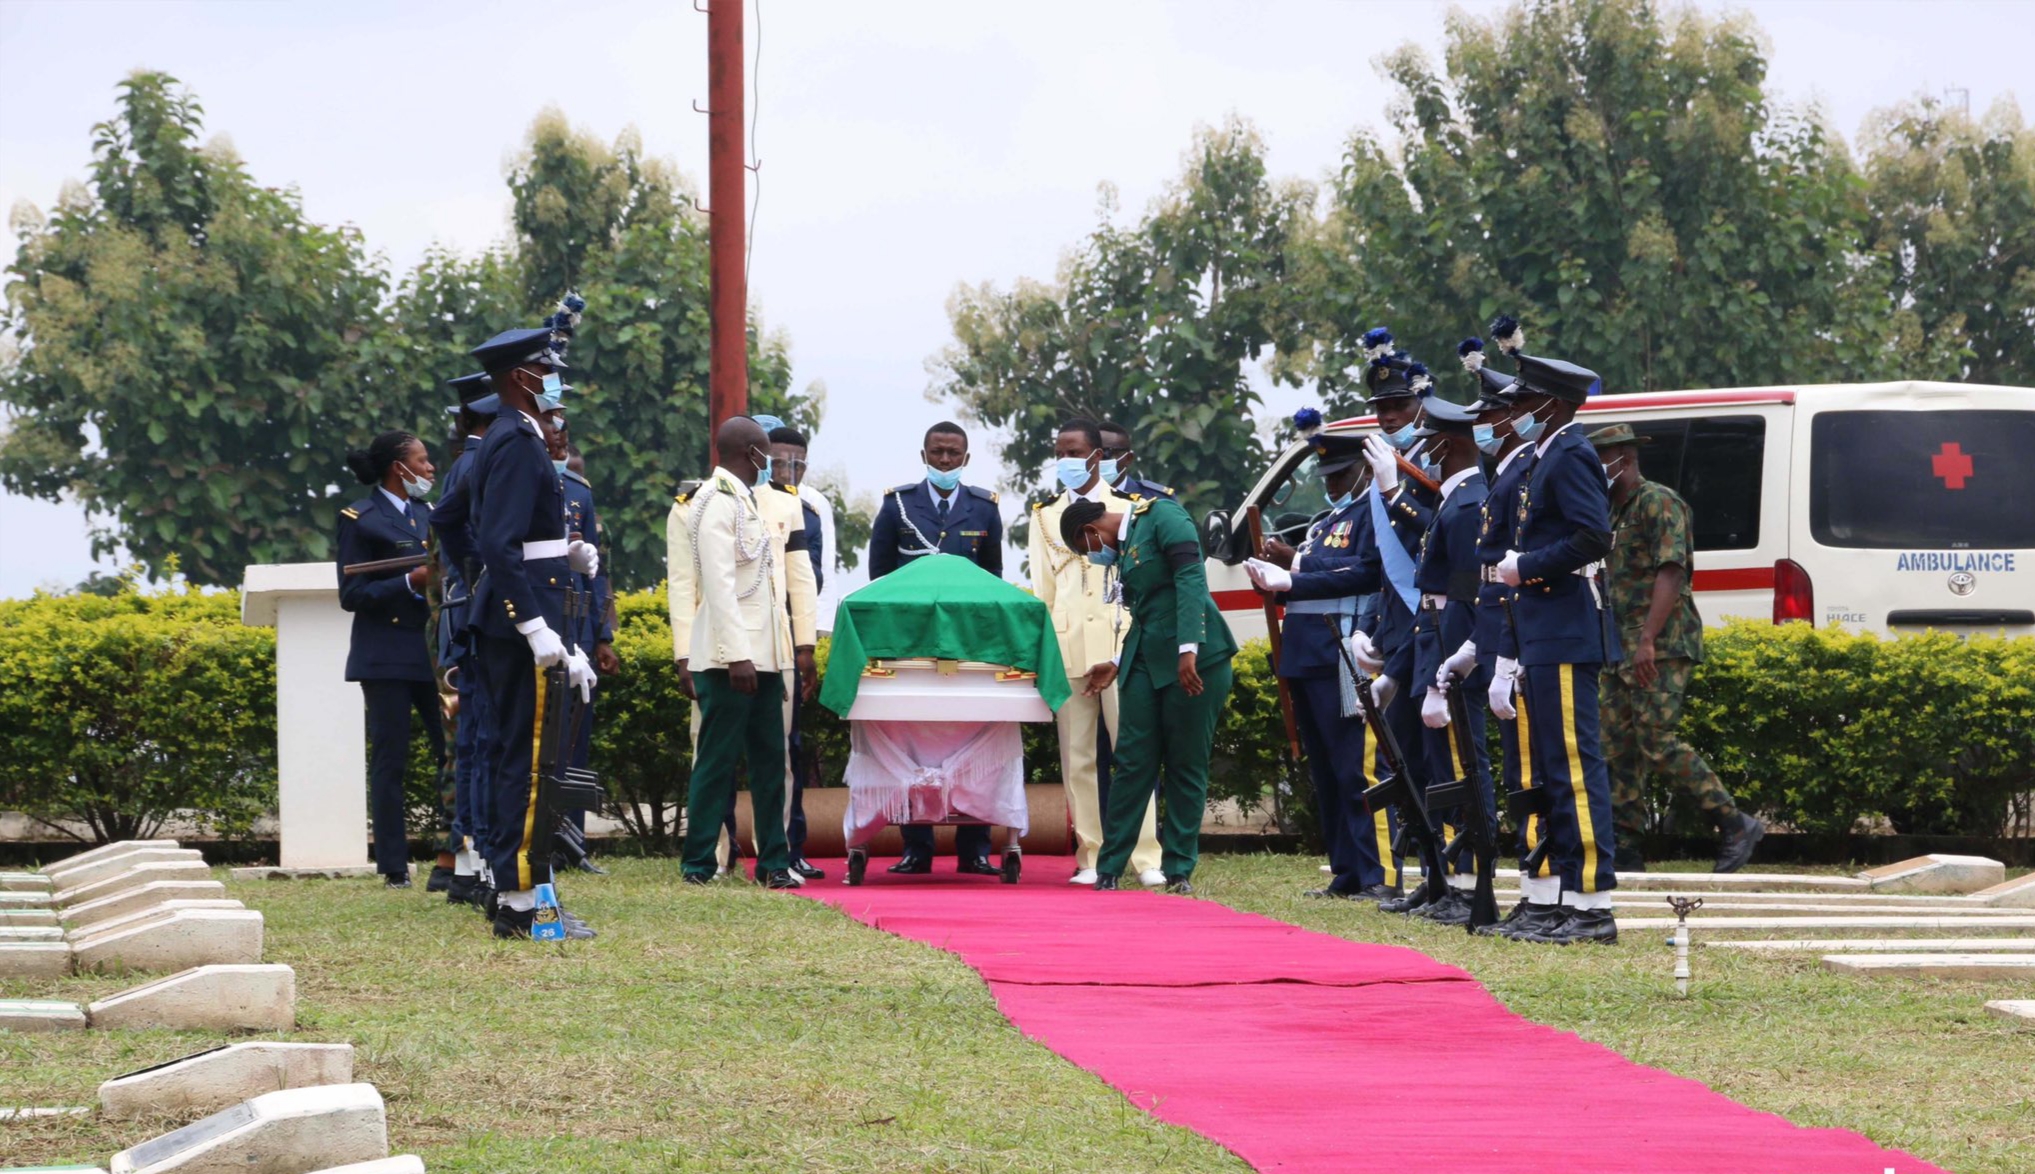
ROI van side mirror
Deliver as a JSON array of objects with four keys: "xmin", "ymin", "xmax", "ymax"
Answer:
[{"xmin": 1201, "ymin": 509, "xmax": 1243, "ymax": 564}]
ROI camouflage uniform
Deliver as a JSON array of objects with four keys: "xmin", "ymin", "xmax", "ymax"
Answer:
[{"xmin": 1600, "ymin": 478, "xmax": 1738, "ymax": 843}]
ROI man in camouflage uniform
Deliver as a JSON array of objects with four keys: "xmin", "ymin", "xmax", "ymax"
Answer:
[{"xmin": 1591, "ymin": 424, "xmax": 1763, "ymax": 873}]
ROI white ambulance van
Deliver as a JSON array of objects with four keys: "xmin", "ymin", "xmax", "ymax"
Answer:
[{"xmin": 1199, "ymin": 380, "xmax": 2033, "ymax": 641}]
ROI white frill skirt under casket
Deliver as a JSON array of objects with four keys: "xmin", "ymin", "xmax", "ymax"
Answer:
[{"xmin": 841, "ymin": 720, "xmax": 1028, "ymax": 847}]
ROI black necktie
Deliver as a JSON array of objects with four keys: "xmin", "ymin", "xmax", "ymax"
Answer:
[{"xmin": 937, "ymin": 496, "xmax": 950, "ymax": 525}]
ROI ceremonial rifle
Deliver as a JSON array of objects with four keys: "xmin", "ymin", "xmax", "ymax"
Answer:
[
  {"xmin": 341, "ymin": 553, "xmax": 430, "ymax": 577},
  {"xmin": 1243, "ymin": 503, "xmax": 1303, "ymax": 763},
  {"xmin": 535, "ymin": 587, "xmax": 608, "ymax": 882},
  {"xmin": 1497, "ymin": 593, "xmax": 1554, "ymax": 880},
  {"xmin": 1431, "ymin": 680, "xmax": 1500, "ymax": 930},
  {"xmin": 1325, "ymin": 616, "xmax": 1447, "ymax": 903}
]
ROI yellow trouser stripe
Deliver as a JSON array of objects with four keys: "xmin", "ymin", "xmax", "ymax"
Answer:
[
  {"xmin": 1361, "ymin": 728, "xmax": 1397, "ymax": 886},
  {"xmin": 1560, "ymin": 666, "xmax": 1599, "ymax": 894},
  {"xmin": 1518, "ymin": 689, "xmax": 1545, "ymax": 876},
  {"xmin": 518, "ymin": 663, "xmax": 546, "ymax": 891}
]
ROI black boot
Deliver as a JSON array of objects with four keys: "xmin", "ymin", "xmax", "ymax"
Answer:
[
  {"xmin": 1542, "ymin": 906, "xmax": 1618, "ymax": 945},
  {"xmin": 1714, "ymin": 812, "xmax": 1765, "ymax": 873},
  {"xmin": 1379, "ymin": 883, "xmax": 1438, "ymax": 915},
  {"xmin": 445, "ymin": 873, "xmax": 486, "ymax": 908},
  {"xmin": 492, "ymin": 905, "xmax": 533, "ymax": 939},
  {"xmin": 887, "ymin": 853, "xmax": 931, "ymax": 875},
  {"xmin": 956, "ymin": 855, "xmax": 1000, "ymax": 877},
  {"xmin": 426, "ymin": 864, "xmax": 454, "ymax": 893},
  {"xmin": 1417, "ymin": 889, "xmax": 1474, "ymax": 927},
  {"xmin": 1474, "ymin": 898, "xmax": 1532, "ymax": 937},
  {"xmin": 1093, "ymin": 874, "xmax": 1120, "ymax": 891},
  {"xmin": 1350, "ymin": 884, "xmax": 1401, "ymax": 903},
  {"xmin": 1496, "ymin": 903, "xmax": 1567, "ymax": 942},
  {"xmin": 760, "ymin": 868, "xmax": 800, "ymax": 890},
  {"xmin": 792, "ymin": 858, "xmax": 826, "ymax": 880}
]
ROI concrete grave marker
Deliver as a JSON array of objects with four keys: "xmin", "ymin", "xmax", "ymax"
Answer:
[
  {"xmin": 3, "ymin": 871, "xmax": 54, "ymax": 892},
  {"xmin": 0, "ymin": 942, "xmax": 72, "ymax": 979},
  {"xmin": 65, "ymin": 900, "xmax": 249, "ymax": 943},
  {"xmin": 72, "ymin": 909, "xmax": 264, "ymax": 974},
  {"xmin": 1859, "ymin": 854, "xmax": 2006, "ymax": 895},
  {"xmin": 1821, "ymin": 953, "xmax": 2035, "ymax": 979},
  {"xmin": 100, "ymin": 1042, "xmax": 355, "ymax": 1119},
  {"xmin": 1974, "ymin": 872, "xmax": 2035, "ymax": 908},
  {"xmin": 48, "ymin": 849, "xmax": 204, "ymax": 894},
  {"xmin": 1983, "ymin": 999, "xmax": 2035, "ymax": 1024},
  {"xmin": 0, "ymin": 999, "xmax": 87, "ymax": 1032},
  {"xmin": 1708, "ymin": 937, "xmax": 2035, "ymax": 953},
  {"xmin": 38, "ymin": 838, "xmax": 180, "ymax": 874},
  {"xmin": 55, "ymin": 861, "xmax": 215, "ymax": 909},
  {"xmin": 0, "ymin": 925, "xmax": 66, "ymax": 941},
  {"xmin": 1617, "ymin": 914, "xmax": 2035, "ymax": 932},
  {"xmin": 108, "ymin": 1083, "xmax": 387, "ymax": 1174},
  {"xmin": 2, "ymin": 890, "xmax": 55, "ymax": 907},
  {"xmin": 61, "ymin": 881, "xmax": 231, "ymax": 930},
  {"xmin": 1, "ymin": 907, "xmax": 61, "ymax": 926},
  {"xmin": 87, "ymin": 964, "xmax": 295, "ymax": 1032}
]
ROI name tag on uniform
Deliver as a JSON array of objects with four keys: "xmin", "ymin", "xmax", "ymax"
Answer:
[{"xmin": 959, "ymin": 530, "xmax": 987, "ymax": 537}]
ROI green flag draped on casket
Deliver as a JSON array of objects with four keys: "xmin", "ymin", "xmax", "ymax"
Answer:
[{"xmin": 820, "ymin": 555, "xmax": 1071, "ymax": 717}]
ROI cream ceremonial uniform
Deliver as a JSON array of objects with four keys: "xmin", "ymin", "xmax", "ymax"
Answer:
[
  {"xmin": 669, "ymin": 476, "xmax": 818, "ymax": 868},
  {"xmin": 1031, "ymin": 487, "xmax": 1162, "ymax": 875}
]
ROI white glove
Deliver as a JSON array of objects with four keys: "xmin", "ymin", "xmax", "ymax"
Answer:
[
  {"xmin": 1245, "ymin": 557, "xmax": 1293, "ymax": 593},
  {"xmin": 519, "ymin": 620, "xmax": 566, "ymax": 667},
  {"xmin": 568, "ymin": 539, "xmax": 600, "ymax": 578},
  {"xmin": 1350, "ymin": 630, "xmax": 1384, "ymax": 674},
  {"xmin": 1497, "ymin": 549, "xmax": 1523, "ymax": 587},
  {"xmin": 564, "ymin": 648, "xmax": 597, "ymax": 704},
  {"xmin": 1363, "ymin": 434, "xmax": 1400, "ymax": 495},
  {"xmin": 1421, "ymin": 687, "xmax": 1451, "ymax": 729},
  {"xmin": 1438, "ymin": 640, "xmax": 1478, "ymax": 689},
  {"xmin": 1488, "ymin": 657, "xmax": 1519, "ymax": 720},
  {"xmin": 1370, "ymin": 674, "xmax": 1399, "ymax": 711}
]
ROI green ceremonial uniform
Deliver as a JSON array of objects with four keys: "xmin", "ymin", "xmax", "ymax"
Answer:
[
  {"xmin": 1600, "ymin": 478, "xmax": 1738, "ymax": 843},
  {"xmin": 1098, "ymin": 497, "xmax": 1238, "ymax": 882}
]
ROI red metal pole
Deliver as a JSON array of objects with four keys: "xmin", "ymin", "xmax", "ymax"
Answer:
[{"xmin": 707, "ymin": 0, "xmax": 747, "ymax": 431}]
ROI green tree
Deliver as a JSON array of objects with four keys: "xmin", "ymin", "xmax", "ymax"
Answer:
[
  {"xmin": 932, "ymin": 118, "xmax": 1310, "ymax": 521},
  {"xmin": 1, "ymin": 71, "xmax": 394, "ymax": 585},
  {"xmin": 1296, "ymin": 0, "xmax": 1904, "ymax": 413},
  {"xmin": 1860, "ymin": 95, "xmax": 2035, "ymax": 385}
]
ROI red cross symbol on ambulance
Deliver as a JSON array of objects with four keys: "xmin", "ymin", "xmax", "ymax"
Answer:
[{"xmin": 1930, "ymin": 442, "xmax": 1974, "ymax": 490}]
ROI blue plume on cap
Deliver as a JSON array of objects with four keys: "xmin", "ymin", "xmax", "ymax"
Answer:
[
  {"xmin": 1292, "ymin": 406, "xmax": 1323, "ymax": 437},
  {"xmin": 563, "ymin": 292, "xmax": 586, "ymax": 315},
  {"xmin": 1361, "ymin": 327, "xmax": 1396, "ymax": 362},
  {"xmin": 1587, "ymin": 378, "xmax": 1603, "ymax": 397},
  {"xmin": 1457, "ymin": 337, "xmax": 1484, "ymax": 357},
  {"xmin": 1488, "ymin": 314, "xmax": 1523, "ymax": 355}
]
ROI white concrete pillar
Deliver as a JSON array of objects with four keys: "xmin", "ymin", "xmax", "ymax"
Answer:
[{"xmin": 242, "ymin": 563, "xmax": 368, "ymax": 872}]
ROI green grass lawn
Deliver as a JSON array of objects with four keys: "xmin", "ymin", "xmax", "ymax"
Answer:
[{"xmin": 3, "ymin": 855, "xmax": 2030, "ymax": 1173}]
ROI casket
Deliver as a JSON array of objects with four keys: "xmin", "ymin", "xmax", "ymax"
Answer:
[{"xmin": 843, "ymin": 659, "xmax": 1055, "ymax": 723}]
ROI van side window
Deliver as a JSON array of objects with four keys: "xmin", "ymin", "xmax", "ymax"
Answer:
[{"xmin": 1630, "ymin": 415, "xmax": 1764, "ymax": 551}]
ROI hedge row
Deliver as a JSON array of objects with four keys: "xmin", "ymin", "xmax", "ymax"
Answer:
[{"xmin": 3, "ymin": 585, "xmax": 2030, "ymax": 847}]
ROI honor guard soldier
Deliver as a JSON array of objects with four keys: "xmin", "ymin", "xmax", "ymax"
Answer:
[
  {"xmin": 435, "ymin": 373, "xmax": 496, "ymax": 906},
  {"xmin": 1244, "ymin": 414, "xmax": 1398, "ymax": 900},
  {"xmin": 1347, "ymin": 335, "xmax": 1443, "ymax": 914},
  {"xmin": 1410, "ymin": 396, "xmax": 1494, "ymax": 926},
  {"xmin": 542, "ymin": 403, "xmax": 615, "ymax": 872},
  {"xmin": 1098, "ymin": 419, "xmax": 1175, "ymax": 501},
  {"xmin": 765, "ymin": 423, "xmax": 827, "ymax": 879},
  {"xmin": 1059, "ymin": 495, "xmax": 1236, "ymax": 893},
  {"xmin": 676, "ymin": 417, "xmax": 800, "ymax": 889},
  {"xmin": 461, "ymin": 325, "xmax": 599, "ymax": 939},
  {"xmin": 1030, "ymin": 417, "xmax": 1166, "ymax": 888},
  {"xmin": 1590, "ymin": 424, "xmax": 1763, "ymax": 873},
  {"xmin": 867, "ymin": 420, "xmax": 1004, "ymax": 875},
  {"xmin": 337, "ymin": 431, "xmax": 443, "ymax": 889},
  {"xmin": 1492, "ymin": 351, "xmax": 1622, "ymax": 944}
]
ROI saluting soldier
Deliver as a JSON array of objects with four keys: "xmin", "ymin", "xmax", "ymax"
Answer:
[
  {"xmin": 1590, "ymin": 424, "xmax": 1763, "ymax": 874},
  {"xmin": 459, "ymin": 326, "xmax": 599, "ymax": 939},
  {"xmin": 1244, "ymin": 420, "xmax": 1398, "ymax": 900},
  {"xmin": 1410, "ymin": 396, "xmax": 1494, "ymax": 926},
  {"xmin": 1059, "ymin": 494, "xmax": 1237, "ymax": 894},
  {"xmin": 434, "ymin": 372, "xmax": 496, "ymax": 907},
  {"xmin": 866, "ymin": 420, "xmax": 1004, "ymax": 875},
  {"xmin": 1029, "ymin": 417, "xmax": 1165, "ymax": 888},
  {"xmin": 337, "ymin": 431, "xmax": 442, "ymax": 889},
  {"xmin": 1492, "ymin": 352, "xmax": 1622, "ymax": 944}
]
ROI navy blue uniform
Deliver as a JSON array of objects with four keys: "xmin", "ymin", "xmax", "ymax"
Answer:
[
  {"xmin": 1478, "ymin": 445, "xmax": 1535, "ymax": 863},
  {"xmin": 463, "ymin": 404, "xmax": 573, "ymax": 893},
  {"xmin": 1114, "ymin": 474, "xmax": 1175, "ymax": 502},
  {"xmin": 435, "ymin": 439, "xmax": 490, "ymax": 852},
  {"xmin": 1511, "ymin": 424, "xmax": 1622, "ymax": 898},
  {"xmin": 337, "ymin": 491, "xmax": 444, "ymax": 879},
  {"xmin": 789, "ymin": 494, "xmax": 825, "ymax": 860},
  {"xmin": 1413, "ymin": 471, "xmax": 1493, "ymax": 872},
  {"xmin": 868, "ymin": 478, "xmax": 1003, "ymax": 861},
  {"xmin": 559, "ymin": 468, "xmax": 611, "ymax": 836},
  {"xmin": 1275, "ymin": 497, "xmax": 1396, "ymax": 891},
  {"xmin": 1365, "ymin": 480, "xmax": 1438, "ymax": 823}
]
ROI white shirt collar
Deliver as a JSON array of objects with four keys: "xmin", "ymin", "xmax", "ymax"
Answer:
[
  {"xmin": 926, "ymin": 480, "xmax": 959, "ymax": 505},
  {"xmin": 1117, "ymin": 508, "xmax": 1133, "ymax": 542},
  {"xmin": 1535, "ymin": 419, "xmax": 1578, "ymax": 458},
  {"xmin": 378, "ymin": 486, "xmax": 408, "ymax": 513},
  {"xmin": 1439, "ymin": 466, "xmax": 1479, "ymax": 501},
  {"xmin": 1495, "ymin": 443, "xmax": 1531, "ymax": 475},
  {"xmin": 1071, "ymin": 479, "xmax": 1112, "ymax": 504}
]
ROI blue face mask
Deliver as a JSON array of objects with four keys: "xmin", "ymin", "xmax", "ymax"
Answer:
[
  {"xmin": 1054, "ymin": 456, "xmax": 1093, "ymax": 492},
  {"xmin": 1513, "ymin": 409, "xmax": 1545, "ymax": 444},
  {"xmin": 1097, "ymin": 458, "xmax": 1121, "ymax": 486},
  {"xmin": 1474, "ymin": 424, "xmax": 1501, "ymax": 455},
  {"xmin": 1382, "ymin": 422, "xmax": 1418, "ymax": 451},
  {"xmin": 552, "ymin": 459, "xmax": 568, "ymax": 475},
  {"xmin": 752, "ymin": 447, "xmax": 772, "ymax": 490},
  {"xmin": 1085, "ymin": 544, "xmax": 1118, "ymax": 568},
  {"xmin": 1328, "ymin": 491, "xmax": 1355, "ymax": 513},
  {"xmin": 925, "ymin": 464, "xmax": 964, "ymax": 492}
]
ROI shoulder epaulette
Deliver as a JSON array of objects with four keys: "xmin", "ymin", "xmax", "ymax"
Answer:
[
  {"xmin": 674, "ymin": 492, "xmax": 691, "ymax": 505},
  {"xmin": 339, "ymin": 507, "xmax": 360, "ymax": 520},
  {"xmin": 1156, "ymin": 484, "xmax": 1175, "ymax": 496},
  {"xmin": 1132, "ymin": 499, "xmax": 1154, "ymax": 515},
  {"xmin": 776, "ymin": 483, "xmax": 800, "ymax": 496},
  {"xmin": 966, "ymin": 484, "xmax": 998, "ymax": 504},
  {"xmin": 887, "ymin": 483, "xmax": 915, "ymax": 496}
]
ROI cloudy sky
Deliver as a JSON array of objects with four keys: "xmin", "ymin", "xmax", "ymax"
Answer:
[{"xmin": 0, "ymin": 0, "xmax": 2022, "ymax": 597}]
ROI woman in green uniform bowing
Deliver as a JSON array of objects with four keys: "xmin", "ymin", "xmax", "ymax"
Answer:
[{"xmin": 1060, "ymin": 497, "xmax": 1237, "ymax": 893}]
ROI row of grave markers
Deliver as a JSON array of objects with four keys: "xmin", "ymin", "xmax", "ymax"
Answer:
[{"xmin": 2, "ymin": 839, "xmax": 425, "ymax": 1174}]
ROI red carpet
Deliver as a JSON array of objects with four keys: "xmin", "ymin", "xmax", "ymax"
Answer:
[{"xmin": 797, "ymin": 861, "xmax": 1949, "ymax": 1174}]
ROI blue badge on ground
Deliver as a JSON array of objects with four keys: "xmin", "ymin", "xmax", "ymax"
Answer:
[{"xmin": 531, "ymin": 883, "xmax": 565, "ymax": 941}]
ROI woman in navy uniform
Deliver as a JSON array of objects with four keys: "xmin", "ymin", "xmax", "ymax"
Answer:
[{"xmin": 337, "ymin": 431, "xmax": 444, "ymax": 889}]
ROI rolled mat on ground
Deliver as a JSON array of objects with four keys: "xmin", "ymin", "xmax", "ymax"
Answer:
[{"xmin": 796, "ymin": 866, "xmax": 1948, "ymax": 1174}]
